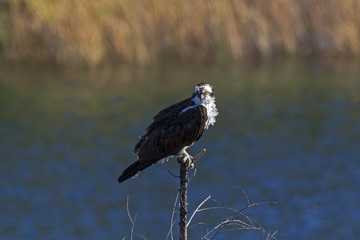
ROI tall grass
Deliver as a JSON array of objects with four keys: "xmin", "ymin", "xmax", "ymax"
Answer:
[{"xmin": 3, "ymin": 0, "xmax": 360, "ymax": 65}]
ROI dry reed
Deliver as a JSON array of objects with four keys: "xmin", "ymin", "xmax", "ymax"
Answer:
[{"xmin": 2, "ymin": 0, "xmax": 360, "ymax": 65}]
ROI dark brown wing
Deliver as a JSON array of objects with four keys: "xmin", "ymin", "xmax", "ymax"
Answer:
[
  {"xmin": 135, "ymin": 104, "xmax": 208, "ymax": 165},
  {"xmin": 146, "ymin": 98, "xmax": 194, "ymax": 133},
  {"xmin": 134, "ymin": 98, "xmax": 194, "ymax": 153}
]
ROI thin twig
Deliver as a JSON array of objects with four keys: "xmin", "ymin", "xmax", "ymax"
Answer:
[
  {"xmin": 121, "ymin": 234, "xmax": 148, "ymax": 240},
  {"xmin": 192, "ymin": 148, "xmax": 207, "ymax": 163},
  {"xmin": 126, "ymin": 195, "xmax": 134, "ymax": 225},
  {"xmin": 123, "ymin": 196, "xmax": 148, "ymax": 240},
  {"xmin": 167, "ymin": 191, "xmax": 180, "ymax": 240},
  {"xmin": 199, "ymin": 190, "xmax": 287, "ymax": 239},
  {"xmin": 242, "ymin": 190, "xmax": 250, "ymax": 206},
  {"xmin": 203, "ymin": 218, "xmax": 264, "ymax": 240},
  {"xmin": 200, "ymin": 198, "xmax": 278, "ymax": 240},
  {"xmin": 266, "ymin": 230, "xmax": 278, "ymax": 240},
  {"xmin": 131, "ymin": 215, "xmax": 137, "ymax": 240},
  {"xmin": 126, "ymin": 195, "xmax": 137, "ymax": 240},
  {"xmin": 187, "ymin": 195, "xmax": 211, "ymax": 227},
  {"xmin": 167, "ymin": 169, "xmax": 180, "ymax": 178}
]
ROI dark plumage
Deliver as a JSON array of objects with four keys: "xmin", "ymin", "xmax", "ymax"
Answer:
[{"xmin": 118, "ymin": 83, "xmax": 218, "ymax": 183}]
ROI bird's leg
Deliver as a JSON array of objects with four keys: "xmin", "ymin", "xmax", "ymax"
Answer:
[{"xmin": 181, "ymin": 151, "xmax": 194, "ymax": 169}]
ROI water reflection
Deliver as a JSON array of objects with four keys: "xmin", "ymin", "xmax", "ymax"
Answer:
[{"xmin": 0, "ymin": 60, "xmax": 359, "ymax": 239}]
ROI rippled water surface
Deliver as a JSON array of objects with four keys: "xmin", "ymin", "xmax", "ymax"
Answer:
[{"xmin": 1, "ymin": 61, "xmax": 360, "ymax": 239}]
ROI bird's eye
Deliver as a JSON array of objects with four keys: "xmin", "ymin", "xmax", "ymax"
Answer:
[{"xmin": 204, "ymin": 91, "xmax": 209, "ymax": 95}]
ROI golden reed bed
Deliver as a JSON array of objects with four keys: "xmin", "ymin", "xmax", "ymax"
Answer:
[{"xmin": 2, "ymin": 0, "xmax": 360, "ymax": 65}]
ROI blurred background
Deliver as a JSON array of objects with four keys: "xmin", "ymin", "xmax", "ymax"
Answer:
[{"xmin": 1, "ymin": 0, "xmax": 360, "ymax": 239}]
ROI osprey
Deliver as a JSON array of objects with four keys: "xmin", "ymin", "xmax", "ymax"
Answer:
[{"xmin": 118, "ymin": 83, "xmax": 218, "ymax": 183}]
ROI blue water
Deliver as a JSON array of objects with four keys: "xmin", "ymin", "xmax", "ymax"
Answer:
[{"xmin": 0, "ymin": 61, "xmax": 359, "ymax": 239}]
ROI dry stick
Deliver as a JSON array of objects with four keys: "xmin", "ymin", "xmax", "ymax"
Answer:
[
  {"xmin": 178, "ymin": 156, "xmax": 188, "ymax": 240},
  {"xmin": 167, "ymin": 191, "xmax": 180, "ymax": 240},
  {"xmin": 126, "ymin": 195, "xmax": 136, "ymax": 240},
  {"xmin": 187, "ymin": 195, "xmax": 211, "ymax": 228},
  {"xmin": 177, "ymin": 149, "xmax": 206, "ymax": 240}
]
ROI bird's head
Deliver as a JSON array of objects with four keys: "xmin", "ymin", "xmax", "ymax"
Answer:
[{"xmin": 192, "ymin": 83, "xmax": 215, "ymax": 104}]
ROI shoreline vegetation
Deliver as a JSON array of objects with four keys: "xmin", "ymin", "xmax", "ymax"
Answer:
[{"xmin": 1, "ymin": 0, "xmax": 360, "ymax": 66}]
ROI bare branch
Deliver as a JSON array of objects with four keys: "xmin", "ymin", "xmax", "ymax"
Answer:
[
  {"xmin": 121, "ymin": 234, "xmax": 148, "ymax": 240},
  {"xmin": 187, "ymin": 195, "xmax": 211, "ymax": 227},
  {"xmin": 167, "ymin": 191, "xmax": 179, "ymax": 240},
  {"xmin": 192, "ymin": 148, "xmax": 207, "ymax": 163},
  {"xmin": 130, "ymin": 214, "xmax": 137, "ymax": 240},
  {"xmin": 178, "ymin": 155, "xmax": 189, "ymax": 240},
  {"xmin": 202, "ymin": 217, "xmax": 265, "ymax": 240},
  {"xmin": 126, "ymin": 195, "xmax": 134, "ymax": 225},
  {"xmin": 266, "ymin": 230, "xmax": 278, "ymax": 240},
  {"xmin": 198, "ymin": 191, "xmax": 281, "ymax": 240},
  {"xmin": 124, "ymin": 196, "xmax": 147, "ymax": 240},
  {"xmin": 126, "ymin": 195, "xmax": 137, "ymax": 240},
  {"xmin": 167, "ymin": 169, "xmax": 180, "ymax": 178},
  {"xmin": 178, "ymin": 148, "xmax": 207, "ymax": 240},
  {"xmin": 242, "ymin": 190, "xmax": 250, "ymax": 206}
]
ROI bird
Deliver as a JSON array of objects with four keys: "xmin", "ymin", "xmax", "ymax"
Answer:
[{"xmin": 118, "ymin": 83, "xmax": 218, "ymax": 183}]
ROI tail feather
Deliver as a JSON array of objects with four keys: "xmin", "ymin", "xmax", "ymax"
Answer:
[{"xmin": 118, "ymin": 160, "xmax": 153, "ymax": 183}]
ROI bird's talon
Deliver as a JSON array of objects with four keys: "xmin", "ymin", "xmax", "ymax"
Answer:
[
  {"xmin": 189, "ymin": 161, "xmax": 194, "ymax": 169},
  {"xmin": 185, "ymin": 156, "xmax": 194, "ymax": 169}
]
